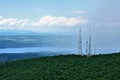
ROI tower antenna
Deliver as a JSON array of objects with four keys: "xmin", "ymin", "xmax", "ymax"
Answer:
[
  {"xmin": 94, "ymin": 45, "xmax": 96, "ymax": 55},
  {"xmin": 79, "ymin": 26, "xmax": 82, "ymax": 55},
  {"xmin": 86, "ymin": 41, "xmax": 88, "ymax": 55},
  {"xmin": 88, "ymin": 27, "xmax": 91, "ymax": 56}
]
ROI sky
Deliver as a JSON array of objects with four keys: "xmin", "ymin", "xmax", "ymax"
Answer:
[
  {"xmin": 0, "ymin": 0, "xmax": 120, "ymax": 38},
  {"xmin": 91, "ymin": 0, "xmax": 120, "ymax": 51},
  {"xmin": 0, "ymin": 0, "xmax": 101, "ymax": 33},
  {"xmin": 0, "ymin": 0, "xmax": 120, "ymax": 53}
]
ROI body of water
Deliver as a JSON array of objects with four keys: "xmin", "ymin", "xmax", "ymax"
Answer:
[
  {"xmin": 0, "ymin": 35, "xmax": 119, "ymax": 54},
  {"xmin": 0, "ymin": 47, "xmax": 119, "ymax": 54},
  {"xmin": 0, "ymin": 47, "xmax": 78, "ymax": 54}
]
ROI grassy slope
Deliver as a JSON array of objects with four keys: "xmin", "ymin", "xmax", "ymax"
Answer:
[{"xmin": 0, "ymin": 53, "xmax": 120, "ymax": 80}]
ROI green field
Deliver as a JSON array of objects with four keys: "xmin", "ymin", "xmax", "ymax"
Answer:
[{"xmin": 0, "ymin": 53, "xmax": 120, "ymax": 80}]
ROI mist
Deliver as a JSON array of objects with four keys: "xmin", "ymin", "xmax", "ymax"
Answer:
[{"xmin": 90, "ymin": 0, "xmax": 120, "ymax": 53}]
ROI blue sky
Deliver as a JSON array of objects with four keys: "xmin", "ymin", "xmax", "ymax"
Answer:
[
  {"xmin": 0, "ymin": 0, "xmax": 102, "ymax": 33},
  {"xmin": 0, "ymin": 0, "xmax": 120, "ymax": 53},
  {"xmin": 0, "ymin": 0, "xmax": 120, "ymax": 35},
  {"xmin": 0, "ymin": 0, "xmax": 100, "ymax": 20}
]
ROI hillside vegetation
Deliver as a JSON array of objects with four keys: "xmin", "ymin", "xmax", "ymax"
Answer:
[{"xmin": 0, "ymin": 53, "xmax": 120, "ymax": 80}]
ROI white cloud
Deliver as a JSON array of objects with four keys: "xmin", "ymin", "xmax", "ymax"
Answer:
[
  {"xmin": 94, "ymin": 19, "xmax": 120, "ymax": 28},
  {"xmin": 34, "ymin": 15, "xmax": 87, "ymax": 27},
  {"xmin": 0, "ymin": 16, "xmax": 3, "ymax": 19},
  {"xmin": 109, "ymin": 21, "xmax": 120, "ymax": 27},
  {"xmin": 0, "ymin": 15, "xmax": 87, "ymax": 29},
  {"xmin": 0, "ymin": 17, "xmax": 30, "ymax": 27},
  {"xmin": 73, "ymin": 10, "xmax": 85, "ymax": 15}
]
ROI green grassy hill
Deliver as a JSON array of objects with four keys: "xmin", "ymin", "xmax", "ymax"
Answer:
[{"xmin": 0, "ymin": 53, "xmax": 120, "ymax": 80}]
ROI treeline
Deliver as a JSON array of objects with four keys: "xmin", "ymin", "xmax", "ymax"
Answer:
[
  {"xmin": 0, "ymin": 52, "xmax": 63, "ymax": 62},
  {"xmin": 0, "ymin": 53, "xmax": 120, "ymax": 80},
  {"xmin": 0, "ymin": 53, "xmax": 40, "ymax": 62}
]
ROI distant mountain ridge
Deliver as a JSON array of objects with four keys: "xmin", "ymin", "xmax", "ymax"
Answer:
[
  {"xmin": 0, "ymin": 30, "xmax": 41, "ymax": 35},
  {"xmin": 0, "ymin": 29, "xmax": 75, "ymax": 36}
]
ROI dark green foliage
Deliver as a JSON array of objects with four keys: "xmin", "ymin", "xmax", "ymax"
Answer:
[
  {"xmin": 0, "ymin": 52, "xmax": 61, "ymax": 62},
  {"xmin": 0, "ymin": 53, "xmax": 120, "ymax": 80},
  {"xmin": 0, "ymin": 53, "xmax": 41, "ymax": 62}
]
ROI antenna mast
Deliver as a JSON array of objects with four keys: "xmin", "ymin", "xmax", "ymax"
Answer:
[
  {"xmin": 79, "ymin": 26, "xmax": 82, "ymax": 55},
  {"xmin": 94, "ymin": 45, "xmax": 96, "ymax": 55},
  {"xmin": 86, "ymin": 41, "xmax": 88, "ymax": 55},
  {"xmin": 88, "ymin": 27, "xmax": 91, "ymax": 56}
]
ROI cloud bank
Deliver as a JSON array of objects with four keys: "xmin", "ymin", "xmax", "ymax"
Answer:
[{"xmin": 0, "ymin": 15, "xmax": 87, "ymax": 28}]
